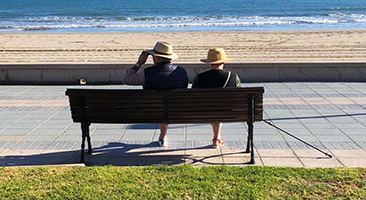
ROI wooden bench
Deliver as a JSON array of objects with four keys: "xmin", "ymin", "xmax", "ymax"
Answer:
[{"xmin": 65, "ymin": 87, "xmax": 264, "ymax": 164}]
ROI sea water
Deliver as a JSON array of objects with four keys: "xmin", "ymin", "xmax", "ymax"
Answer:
[{"xmin": 1, "ymin": 0, "xmax": 366, "ymax": 32}]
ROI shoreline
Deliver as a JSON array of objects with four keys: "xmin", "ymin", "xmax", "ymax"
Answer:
[{"xmin": 1, "ymin": 30, "xmax": 366, "ymax": 64}]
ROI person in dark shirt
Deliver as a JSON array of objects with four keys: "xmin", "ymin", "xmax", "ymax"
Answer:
[
  {"xmin": 192, "ymin": 48, "xmax": 241, "ymax": 148},
  {"xmin": 123, "ymin": 41, "xmax": 189, "ymax": 147}
]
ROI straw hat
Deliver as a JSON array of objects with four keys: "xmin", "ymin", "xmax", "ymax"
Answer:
[
  {"xmin": 200, "ymin": 48, "xmax": 233, "ymax": 64},
  {"xmin": 146, "ymin": 41, "xmax": 178, "ymax": 60}
]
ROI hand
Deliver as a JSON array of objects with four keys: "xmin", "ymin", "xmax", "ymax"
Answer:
[{"xmin": 137, "ymin": 51, "xmax": 149, "ymax": 66}]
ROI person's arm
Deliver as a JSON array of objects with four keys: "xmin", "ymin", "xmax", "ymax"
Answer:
[
  {"xmin": 235, "ymin": 74, "xmax": 241, "ymax": 88},
  {"xmin": 122, "ymin": 51, "xmax": 149, "ymax": 85}
]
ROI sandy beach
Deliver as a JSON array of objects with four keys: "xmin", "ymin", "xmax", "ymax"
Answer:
[{"xmin": 1, "ymin": 30, "xmax": 366, "ymax": 64}]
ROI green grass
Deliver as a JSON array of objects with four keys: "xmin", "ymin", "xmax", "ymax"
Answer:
[{"xmin": 0, "ymin": 166, "xmax": 365, "ymax": 199}]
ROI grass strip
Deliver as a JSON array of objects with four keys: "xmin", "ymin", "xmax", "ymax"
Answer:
[{"xmin": 0, "ymin": 165, "xmax": 365, "ymax": 199}]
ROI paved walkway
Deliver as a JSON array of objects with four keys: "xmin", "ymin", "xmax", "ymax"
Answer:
[{"xmin": 0, "ymin": 82, "xmax": 366, "ymax": 167}]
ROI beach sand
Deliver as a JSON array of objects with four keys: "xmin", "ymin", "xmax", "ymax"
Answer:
[{"xmin": 0, "ymin": 30, "xmax": 366, "ymax": 64}]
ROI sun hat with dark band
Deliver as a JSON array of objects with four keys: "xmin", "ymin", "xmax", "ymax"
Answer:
[
  {"xmin": 200, "ymin": 48, "xmax": 233, "ymax": 64},
  {"xmin": 146, "ymin": 41, "xmax": 179, "ymax": 60}
]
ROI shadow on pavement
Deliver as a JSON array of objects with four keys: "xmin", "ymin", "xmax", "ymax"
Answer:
[{"xmin": 0, "ymin": 142, "xmax": 251, "ymax": 167}]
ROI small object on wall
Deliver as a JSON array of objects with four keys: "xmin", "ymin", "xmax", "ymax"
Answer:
[{"xmin": 79, "ymin": 79, "xmax": 86, "ymax": 85}]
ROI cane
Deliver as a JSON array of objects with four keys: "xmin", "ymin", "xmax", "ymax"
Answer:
[{"xmin": 263, "ymin": 119, "xmax": 333, "ymax": 158}]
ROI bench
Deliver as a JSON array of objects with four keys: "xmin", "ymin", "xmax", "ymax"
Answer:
[{"xmin": 65, "ymin": 87, "xmax": 264, "ymax": 164}]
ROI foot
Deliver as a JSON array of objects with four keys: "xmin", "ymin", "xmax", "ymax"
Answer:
[
  {"xmin": 212, "ymin": 139, "xmax": 225, "ymax": 148},
  {"xmin": 158, "ymin": 137, "xmax": 168, "ymax": 147}
]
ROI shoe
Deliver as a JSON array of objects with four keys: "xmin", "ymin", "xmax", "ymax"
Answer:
[
  {"xmin": 158, "ymin": 137, "xmax": 168, "ymax": 147},
  {"xmin": 212, "ymin": 139, "xmax": 225, "ymax": 148}
]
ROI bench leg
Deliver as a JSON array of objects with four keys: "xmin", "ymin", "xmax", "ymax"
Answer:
[
  {"xmin": 80, "ymin": 122, "xmax": 91, "ymax": 163},
  {"xmin": 245, "ymin": 133, "xmax": 250, "ymax": 153},
  {"xmin": 247, "ymin": 95, "xmax": 255, "ymax": 164},
  {"xmin": 81, "ymin": 135, "xmax": 86, "ymax": 163},
  {"xmin": 85, "ymin": 122, "xmax": 92, "ymax": 154},
  {"xmin": 247, "ymin": 121, "xmax": 255, "ymax": 164}
]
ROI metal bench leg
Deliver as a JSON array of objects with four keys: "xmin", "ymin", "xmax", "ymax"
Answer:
[
  {"xmin": 248, "ymin": 121, "xmax": 255, "ymax": 164},
  {"xmin": 81, "ymin": 135, "xmax": 86, "ymax": 163},
  {"xmin": 245, "ymin": 132, "xmax": 250, "ymax": 153},
  {"xmin": 80, "ymin": 122, "xmax": 91, "ymax": 163},
  {"xmin": 85, "ymin": 122, "xmax": 92, "ymax": 154},
  {"xmin": 247, "ymin": 95, "xmax": 255, "ymax": 164}
]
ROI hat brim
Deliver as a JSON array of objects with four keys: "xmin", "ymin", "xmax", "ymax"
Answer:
[
  {"xmin": 200, "ymin": 58, "xmax": 233, "ymax": 64},
  {"xmin": 146, "ymin": 49, "xmax": 178, "ymax": 60}
]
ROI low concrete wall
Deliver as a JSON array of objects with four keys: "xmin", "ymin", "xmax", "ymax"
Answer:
[{"xmin": 0, "ymin": 62, "xmax": 365, "ymax": 84}]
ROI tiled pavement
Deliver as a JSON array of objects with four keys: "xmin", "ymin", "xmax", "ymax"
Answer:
[{"xmin": 0, "ymin": 83, "xmax": 366, "ymax": 167}]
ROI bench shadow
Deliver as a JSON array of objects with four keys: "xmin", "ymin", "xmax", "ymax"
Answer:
[{"xmin": 0, "ymin": 142, "xmax": 252, "ymax": 167}]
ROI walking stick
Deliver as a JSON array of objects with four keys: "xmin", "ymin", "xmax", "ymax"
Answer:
[{"xmin": 263, "ymin": 119, "xmax": 333, "ymax": 158}]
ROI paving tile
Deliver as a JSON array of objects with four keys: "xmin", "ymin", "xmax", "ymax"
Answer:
[
  {"xmin": 185, "ymin": 156, "xmax": 224, "ymax": 166},
  {"xmin": 337, "ymin": 157, "xmax": 366, "ymax": 167},
  {"xmin": 257, "ymin": 149, "xmax": 296, "ymax": 158},
  {"xmin": 120, "ymin": 133, "xmax": 153, "ymax": 142},
  {"xmin": 147, "ymin": 156, "xmax": 185, "ymax": 166},
  {"xmin": 293, "ymin": 149, "xmax": 333, "ymax": 158},
  {"xmin": 220, "ymin": 148, "xmax": 249, "ymax": 157},
  {"xmin": 1, "ymin": 129, "xmax": 32, "ymax": 135},
  {"xmin": 315, "ymin": 134, "xmax": 352, "ymax": 142},
  {"xmin": 255, "ymin": 134, "xmax": 285, "ymax": 142},
  {"xmin": 186, "ymin": 124, "xmax": 212, "ymax": 129},
  {"xmin": 185, "ymin": 148, "xmax": 222, "ymax": 157},
  {"xmin": 107, "ymin": 157, "xmax": 150, "ymax": 166},
  {"xmin": 39, "ymin": 123, "xmax": 72, "ymax": 129},
  {"xmin": 164, "ymin": 128, "xmax": 185, "ymax": 135},
  {"xmin": 186, "ymin": 134, "xmax": 212, "ymax": 141},
  {"xmin": 339, "ymin": 128, "xmax": 366, "ymax": 135},
  {"xmin": 255, "ymin": 129, "xmax": 280, "ymax": 135},
  {"xmin": 186, "ymin": 129, "xmax": 213, "ymax": 135},
  {"xmin": 91, "ymin": 134, "xmax": 122, "ymax": 142},
  {"xmin": 55, "ymin": 134, "xmax": 83, "ymax": 142},
  {"xmin": 261, "ymin": 157, "xmax": 303, "ymax": 167},
  {"xmin": 333, "ymin": 123, "xmax": 366, "ymax": 129},
  {"xmin": 329, "ymin": 150, "xmax": 366, "ymax": 158},
  {"xmin": 22, "ymin": 134, "xmax": 57, "ymax": 142},
  {"xmin": 347, "ymin": 134, "xmax": 366, "ymax": 142},
  {"xmin": 0, "ymin": 135, "xmax": 25, "ymax": 141},
  {"xmin": 282, "ymin": 134, "xmax": 319, "ymax": 142},
  {"xmin": 304, "ymin": 123, "xmax": 337, "ymax": 129},
  {"xmin": 223, "ymin": 156, "xmax": 263, "ymax": 166},
  {"xmin": 152, "ymin": 133, "xmax": 185, "ymax": 141},
  {"xmin": 309, "ymin": 128, "xmax": 344, "ymax": 135},
  {"xmin": 31, "ymin": 128, "xmax": 64, "ymax": 135},
  {"xmin": 148, "ymin": 149, "xmax": 185, "ymax": 156}
]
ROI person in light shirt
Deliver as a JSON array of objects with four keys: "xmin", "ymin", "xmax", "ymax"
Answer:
[{"xmin": 123, "ymin": 41, "xmax": 189, "ymax": 147}]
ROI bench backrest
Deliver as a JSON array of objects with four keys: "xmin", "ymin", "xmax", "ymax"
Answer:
[{"xmin": 65, "ymin": 87, "xmax": 264, "ymax": 124}]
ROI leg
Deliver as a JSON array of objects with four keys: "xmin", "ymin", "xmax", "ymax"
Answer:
[
  {"xmin": 159, "ymin": 123, "xmax": 169, "ymax": 139},
  {"xmin": 158, "ymin": 123, "xmax": 169, "ymax": 147},
  {"xmin": 211, "ymin": 123, "xmax": 224, "ymax": 148},
  {"xmin": 211, "ymin": 123, "xmax": 222, "ymax": 140}
]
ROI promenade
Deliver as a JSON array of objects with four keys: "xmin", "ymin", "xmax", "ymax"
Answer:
[{"xmin": 0, "ymin": 82, "xmax": 365, "ymax": 167}]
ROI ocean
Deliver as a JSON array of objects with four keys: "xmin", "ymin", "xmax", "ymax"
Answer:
[{"xmin": 1, "ymin": 0, "xmax": 366, "ymax": 33}]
